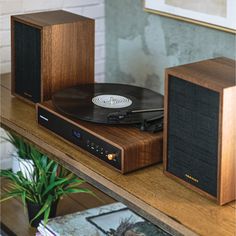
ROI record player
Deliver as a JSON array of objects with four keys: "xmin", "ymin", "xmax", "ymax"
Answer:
[{"xmin": 36, "ymin": 83, "xmax": 163, "ymax": 173}]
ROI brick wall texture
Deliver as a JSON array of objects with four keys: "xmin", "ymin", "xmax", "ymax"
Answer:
[{"xmin": 0, "ymin": 0, "xmax": 105, "ymax": 82}]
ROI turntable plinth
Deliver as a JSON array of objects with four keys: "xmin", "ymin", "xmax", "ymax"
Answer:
[{"xmin": 36, "ymin": 101, "xmax": 163, "ymax": 173}]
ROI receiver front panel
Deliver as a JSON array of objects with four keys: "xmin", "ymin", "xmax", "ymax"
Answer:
[
  {"xmin": 167, "ymin": 76, "xmax": 219, "ymax": 197},
  {"xmin": 37, "ymin": 106, "xmax": 122, "ymax": 170}
]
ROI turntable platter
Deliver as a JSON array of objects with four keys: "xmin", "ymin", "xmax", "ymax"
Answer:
[{"xmin": 52, "ymin": 83, "xmax": 163, "ymax": 124}]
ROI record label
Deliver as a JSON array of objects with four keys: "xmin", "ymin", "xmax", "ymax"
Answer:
[{"xmin": 92, "ymin": 95, "xmax": 132, "ymax": 108}]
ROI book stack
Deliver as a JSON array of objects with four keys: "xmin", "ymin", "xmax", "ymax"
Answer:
[{"xmin": 36, "ymin": 202, "xmax": 170, "ymax": 236}]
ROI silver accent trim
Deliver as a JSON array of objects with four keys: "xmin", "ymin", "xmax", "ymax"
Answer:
[{"xmin": 39, "ymin": 115, "xmax": 49, "ymax": 122}]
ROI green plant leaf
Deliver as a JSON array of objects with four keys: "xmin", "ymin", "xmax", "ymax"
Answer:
[
  {"xmin": 64, "ymin": 179, "xmax": 85, "ymax": 189},
  {"xmin": 21, "ymin": 191, "xmax": 26, "ymax": 206},
  {"xmin": 62, "ymin": 188, "xmax": 93, "ymax": 194},
  {"xmin": 49, "ymin": 162, "xmax": 58, "ymax": 184},
  {"xmin": 0, "ymin": 191, "xmax": 22, "ymax": 202},
  {"xmin": 2, "ymin": 132, "xmax": 31, "ymax": 159},
  {"xmin": 43, "ymin": 204, "xmax": 51, "ymax": 226},
  {"xmin": 0, "ymin": 194, "xmax": 16, "ymax": 202},
  {"xmin": 1, "ymin": 134, "xmax": 97, "ymax": 224},
  {"xmin": 42, "ymin": 178, "xmax": 70, "ymax": 197},
  {"xmin": 30, "ymin": 195, "xmax": 53, "ymax": 224}
]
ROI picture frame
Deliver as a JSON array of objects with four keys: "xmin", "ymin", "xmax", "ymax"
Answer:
[
  {"xmin": 86, "ymin": 208, "xmax": 144, "ymax": 234},
  {"xmin": 144, "ymin": 0, "xmax": 236, "ymax": 34}
]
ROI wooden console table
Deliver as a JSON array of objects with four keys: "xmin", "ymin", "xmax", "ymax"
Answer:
[{"xmin": 1, "ymin": 74, "xmax": 235, "ymax": 236}]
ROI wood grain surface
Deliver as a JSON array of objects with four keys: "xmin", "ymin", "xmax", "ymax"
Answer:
[
  {"xmin": 219, "ymin": 86, "xmax": 236, "ymax": 204},
  {"xmin": 11, "ymin": 10, "xmax": 91, "ymax": 27},
  {"xmin": 164, "ymin": 57, "xmax": 236, "ymax": 205},
  {"xmin": 166, "ymin": 57, "xmax": 235, "ymax": 91},
  {"xmin": 1, "ymin": 73, "xmax": 236, "ymax": 236},
  {"xmin": 11, "ymin": 10, "xmax": 94, "ymax": 103},
  {"xmin": 37, "ymin": 101, "xmax": 163, "ymax": 173}
]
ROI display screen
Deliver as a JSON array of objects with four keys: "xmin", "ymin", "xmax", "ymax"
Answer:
[{"xmin": 72, "ymin": 130, "xmax": 81, "ymax": 139}]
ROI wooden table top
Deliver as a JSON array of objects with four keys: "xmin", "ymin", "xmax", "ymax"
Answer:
[{"xmin": 1, "ymin": 73, "xmax": 235, "ymax": 236}]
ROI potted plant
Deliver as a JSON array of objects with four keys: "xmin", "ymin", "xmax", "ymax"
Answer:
[
  {"xmin": 0, "ymin": 145, "xmax": 95, "ymax": 227},
  {"xmin": 1, "ymin": 131, "xmax": 33, "ymax": 178}
]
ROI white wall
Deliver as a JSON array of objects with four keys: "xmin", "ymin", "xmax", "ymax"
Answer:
[
  {"xmin": 0, "ymin": 0, "xmax": 105, "ymax": 169},
  {"xmin": 0, "ymin": 128, "xmax": 15, "ymax": 169},
  {"xmin": 0, "ymin": 0, "xmax": 105, "ymax": 82}
]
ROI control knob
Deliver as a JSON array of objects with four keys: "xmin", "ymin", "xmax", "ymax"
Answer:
[{"xmin": 107, "ymin": 153, "xmax": 116, "ymax": 161}]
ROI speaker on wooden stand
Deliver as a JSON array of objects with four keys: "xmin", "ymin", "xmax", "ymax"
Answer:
[
  {"xmin": 164, "ymin": 57, "xmax": 236, "ymax": 205},
  {"xmin": 11, "ymin": 10, "xmax": 94, "ymax": 103}
]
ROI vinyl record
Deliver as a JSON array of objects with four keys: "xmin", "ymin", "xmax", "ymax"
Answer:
[{"xmin": 52, "ymin": 83, "xmax": 163, "ymax": 124}]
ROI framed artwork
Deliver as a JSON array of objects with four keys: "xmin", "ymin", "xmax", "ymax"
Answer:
[{"xmin": 144, "ymin": 0, "xmax": 236, "ymax": 33}]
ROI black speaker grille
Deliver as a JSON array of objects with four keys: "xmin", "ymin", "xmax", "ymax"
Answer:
[
  {"xmin": 14, "ymin": 21, "xmax": 41, "ymax": 102},
  {"xmin": 167, "ymin": 76, "xmax": 219, "ymax": 197}
]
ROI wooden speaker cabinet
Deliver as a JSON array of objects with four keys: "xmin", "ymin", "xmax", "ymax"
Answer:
[
  {"xmin": 164, "ymin": 57, "xmax": 236, "ymax": 205},
  {"xmin": 11, "ymin": 10, "xmax": 94, "ymax": 103}
]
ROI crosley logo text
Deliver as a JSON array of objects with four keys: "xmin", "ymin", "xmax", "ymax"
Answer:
[{"xmin": 185, "ymin": 174, "xmax": 199, "ymax": 183}]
